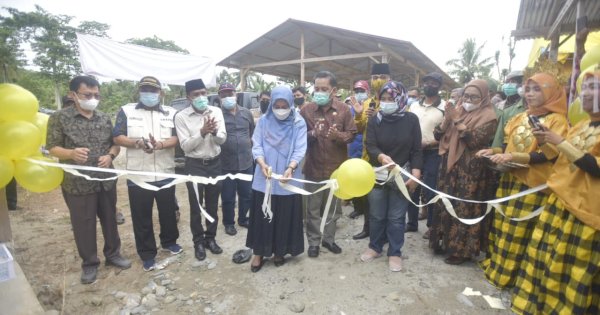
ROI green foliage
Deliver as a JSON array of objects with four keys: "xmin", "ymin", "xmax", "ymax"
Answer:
[
  {"xmin": 13, "ymin": 69, "xmax": 59, "ymax": 108},
  {"xmin": 77, "ymin": 21, "xmax": 110, "ymax": 38},
  {"xmin": 125, "ymin": 36, "xmax": 189, "ymax": 54},
  {"xmin": 446, "ymin": 38, "xmax": 494, "ymax": 84}
]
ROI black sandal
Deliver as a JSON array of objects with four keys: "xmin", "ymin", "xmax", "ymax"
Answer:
[
  {"xmin": 273, "ymin": 256, "xmax": 285, "ymax": 267},
  {"xmin": 250, "ymin": 256, "xmax": 264, "ymax": 273}
]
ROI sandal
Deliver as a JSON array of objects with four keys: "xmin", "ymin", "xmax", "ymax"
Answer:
[
  {"xmin": 444, "ymin": 255, "xmax": 469, "ymax": 265},
  {"xmin": 250, "ymin": 256, "xmax": 264, "ymax": 273},
  {"xmin": 273, "ymin": 256, "xmax": 285, "ymax": 267},
  {"xmin": 360, "ymin": 248, "xmax": 382, "ymax": 262},
  {"xmin": 389, "ymin": 256, "xmax": 403, "ymax": 272}
]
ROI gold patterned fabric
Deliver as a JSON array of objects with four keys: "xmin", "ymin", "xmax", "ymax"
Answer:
[
  {"xmin": 503, "ymin": 112, "xmax": 568, "ymax": 187},
  {"xmin": 547, "ymin": 119, "xmax": 600, "ymax": 230}
]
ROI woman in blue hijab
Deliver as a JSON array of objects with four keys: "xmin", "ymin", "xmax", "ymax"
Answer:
[{"xmin": 246, "ymin": 85, "xmax": 307, "ymax": 272}]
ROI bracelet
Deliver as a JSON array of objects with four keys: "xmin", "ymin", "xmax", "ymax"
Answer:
[{"xmin": 109, "ymin": 153, "xmax": 116, "ymax": 160}]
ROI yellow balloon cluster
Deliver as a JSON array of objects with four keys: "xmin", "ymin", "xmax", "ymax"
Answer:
[
  {"xmin": 330, "ymin": 158, "xmax": 375, "ymax": 199},
  {"xmin": 0, "ymin": 83, "xmax": 63, "ymax": 192}
]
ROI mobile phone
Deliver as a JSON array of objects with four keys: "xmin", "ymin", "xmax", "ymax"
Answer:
[
  {"xmin": 141, "ymin": 137, "xmax": 153, "ymax": 150},
  {"xmin": 528, "ymin": 115, "xmax": 542, "ymax": 130},
  {"xmin": 369, "ymin": 100, "xmax": 376, "ymax": 109}
]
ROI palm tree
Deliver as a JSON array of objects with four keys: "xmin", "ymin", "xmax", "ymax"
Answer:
[{"xmin": 446, "ymin": 38, "xmax": 494, "ymax": 85}]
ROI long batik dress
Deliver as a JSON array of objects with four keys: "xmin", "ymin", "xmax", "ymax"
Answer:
[
  {"xmin": 429, "ymin": 120, "xmax": 497, "ymax": 259},
  {"xmin": 512, "ymin": 118, "xmax": 600, "ymax": 315}
]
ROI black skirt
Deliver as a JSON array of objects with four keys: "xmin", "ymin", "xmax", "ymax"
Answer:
[{"xmin": 245, "ymin": 190, "xmax": 304, "ymax": 257}]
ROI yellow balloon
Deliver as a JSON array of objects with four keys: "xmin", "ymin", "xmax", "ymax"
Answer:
[
  {"xmin": 14, "ymin": 156, "xmax": 63, "ymax": 193},
  {"xmin": 30, "ymin": 112, "xmax": 50, "ymax": 145},
  {"xmin": 568, "ymin": 98, "xmax": 590, "ymax": 126},
  {"xmin": 330, "ymin": 169, "xmax": 353, "ymax": 200},
  {"xmin": 336, "ymin": 158, "xmax": 375, "ymax": 197},
  {"xmin": 0, "ymin": 156, "xmax": 14, "ymax": 188},
  {"xmin": 580, "ymin": 45, "xmax": 600, "ymax": 72},
  {"xmin": 0, "ymin": 121, "xmax": 42, "ymax": 159},
  {"xmin": 0, "ymin": 84, "xmax": 39, "ymax": 122}
]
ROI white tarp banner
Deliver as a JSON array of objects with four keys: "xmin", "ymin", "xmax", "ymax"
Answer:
[{"xmin": 76, "ymin": 33, "xmax": 216, "ymax": 87}]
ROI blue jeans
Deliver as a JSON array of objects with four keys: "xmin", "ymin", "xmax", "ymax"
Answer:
[
  {"xmin": 407, "ymin": 149, "xmax": 441, "ymax": 228},
  {"xmin": 368, "ymin": 186, "xmax": 409, "ymax": 257},
  {"xmin": 221, "ymin": 166, "xmax": 253, "ymax": 226}
]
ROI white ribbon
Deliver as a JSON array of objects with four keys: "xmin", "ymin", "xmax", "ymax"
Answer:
[
  {"xmin": 386, "ymin": 164, "xmax": 546, "ymax": 225},
  {"xmin": 27, "ymin": 158, "xmax": 253, "ymax": 222}
]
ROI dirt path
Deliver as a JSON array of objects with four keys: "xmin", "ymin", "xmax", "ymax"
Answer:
[{"xmin": 9, "ymin": 165, "xmax": 512, "ymax": 314}]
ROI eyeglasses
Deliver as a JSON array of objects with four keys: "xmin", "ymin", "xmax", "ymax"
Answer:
[
  {"xmin": 462, "ymin": 93, "xmax": 481, "ymax": 102},
  {"xmin": 77, "ymin": 92, "xmax": 101, "ymax": 100}
]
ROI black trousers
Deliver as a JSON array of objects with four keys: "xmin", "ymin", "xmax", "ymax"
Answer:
[
  {"xmin": 185, "ymin": 157, "xmax": 222, "ymax": 246},
  {"xmin": 62, "ymin": 186, "xmax": 121, "ymax": 268},
  {"xmin": 128, "ymin": 181, "xmax": 179, "ymax": 261},
  {"xmin": 6, "ymin": 178, "xmax": 17, "ymax": 209},
  {"xmin": 354, "ymin": 195, "xmax": 370, "ymax": 232}
]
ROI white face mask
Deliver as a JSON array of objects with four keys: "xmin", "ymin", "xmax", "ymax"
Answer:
[
  {"xmin": 462, "ymin": 102, "xmax": 481, "ymax": 112},
  {"xmin": 79, "ymin": 98, "xmax": 99, "ymax": 111},
  {"xmin": 273, "ymin": 108, "xmax": 291, "ymax": 120}
]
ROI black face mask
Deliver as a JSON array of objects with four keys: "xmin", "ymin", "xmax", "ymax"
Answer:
[
  {"xmin": 423, "ymin": 86, "xmax": 439, "ymax": 97},
  {"xmin": 260, "ymin": 100, "xmax": 270, "ymax": 114},
  {"xmin": 294, "ymin": 97, "xmax": 305, "ymax": 106}
]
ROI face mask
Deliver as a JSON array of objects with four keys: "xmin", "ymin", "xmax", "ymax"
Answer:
[
  {"xmin": 502, "ymin": 83, "xmax": 518, "ymax": 97},
  {"xmin": 273, "ymin": 108, "xmax": 291, "ymax": 120},
  {"xmin": 371, "ymin": 79, "xmax": 387, "ymax": 96},
  {"xmin": 462, "ymin": 102, "xmax": 480, "ymax": 112},
  {"xmin": 355, "ymin": 93, "xmax": 368, "ymax": 103},
  {"xmin": 293, "ymin": 98, "xmax": 304, "ymax": 106},
  {"xmin": 407, "ymin": 97, "xmax": 418, "ymax": 105},
  {"xmin": 313, "ymin": 91, "xmax": 331, "ymax": 106},
  {"xmin": 78, "ymin": 98, "xmax": 99, "ymax": 111},
  {"xmin": 517, "ymin": 86, "xmax": 524, "ymax": 97},
  {"xmin": 491, "ymin": 95, "xmax": 503, "ymax": 105},
  {"xmin": 192, "ymin": 96, "xmax": 208, "ymax": 111},
  {"xmin": 139, "ymin": 92, "xmax": 160, "ymax": 107},
  {"xmin": 222, "ymin": 96, "xmax": 236, "ymax": 109},
  {"xmin": 260, "ymin": 100, "xmax": 270, "ymax": 113},
  {"xmin": 448, "ymin": 99, "xmax": 456, "ymax": 106},
  {"xmin": 379, "ymin": 101, "xmax": 399, "ymax": 115},
  {"xmin": 423, "ymin": 86, "xmax": 439, "ymax": 97}
]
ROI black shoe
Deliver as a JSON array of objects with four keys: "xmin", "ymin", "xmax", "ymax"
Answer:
[
  {"xmin": 80, "ymin": 267, "xmax": 97, "ymax": 284},
  {"xmin": 352, "ymin": 230, "xmax": 369, "ymax": 240},
  {"xmin": 8, "ymin": 205, "xmax": 22, "ymax": 211},
  {"xmin": 405, "ymin": 226, "xmax": 418, "ymax": 233},
  {"xmin": 250, "ymin": 256, "xmax": 264, "ymax": 273},
  {"xmin": 105, "ymin": 255, "xmax": 132, "ymax": 269},
  {"xmin": 307, "ymin": 246, "xmax": 319, "ymax": 258},
  {"xmin": 232, "ymin": 249, "xmax": 252, "ymax": 264},
  {"xmin": 204, "ymin": 239, "xmax": 223, "ymax": 254},
  {"xmin": 225, "ymin": 225, "xmax": 237, "ymax": 236},
  {"xmin": 195, "ymin": 243, "xmax": 207, "ymax": 261},
  {"xmin": 273, "ymin": 256, "xmax": 285, "ymax": 267},
  {"xmin": 348, "ymin": 210, "xmax": 362, "ymax": 219},
  {"xmin": 322, "ymin": 242, "xmax": 342, "ymax": 254},
  {"xmin": 238, "ymin": 221, "xmax": 249, "ymax": 228}
]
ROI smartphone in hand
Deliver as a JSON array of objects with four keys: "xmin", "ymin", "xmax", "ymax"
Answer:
[
  {"xmin": 528, "ymin": 115, "xmax": 542, "ymax": 130},
  {"xmin": 141, "ymin": 137, "xmax": 154, "ymax": 150}
]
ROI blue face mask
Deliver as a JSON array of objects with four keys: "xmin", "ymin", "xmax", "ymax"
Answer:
[
  {"xmin": 379, "ymin": 101, "xmax": 399, "ymax": 115},
  {"xmin": 139, "ymin": 92, "xmax": 160, "ymax": 107},
  {"xmin": 192, "ymin": 96, "xmax": 208, "ymax": 111},
  {"xmin": 355, "ymin": 92, "xmax": 368, "ymax": 103},
  {"xmin": 407, "ymin": 97, "xmax": 418, "ymax": 105},
  {"xmin": 222, "ymin": 96, "xmax": 236, "ymax": 109},
  {"xmin": 313, "ymin": 91, "xmax": 331, "ymax": 106},
  {"xmin": 502, "ymin": 83, "xmax": 519, "ymax": 97}
]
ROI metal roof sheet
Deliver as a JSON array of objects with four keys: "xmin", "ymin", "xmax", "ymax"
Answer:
[{"xmin": 218, "ymin": 19, "xmax": 458, "ymax": 90}]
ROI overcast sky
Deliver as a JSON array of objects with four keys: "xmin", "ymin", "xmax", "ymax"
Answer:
[{"xmin": 2, "ymin": 0, "xmax": 533, "ymax": 81}]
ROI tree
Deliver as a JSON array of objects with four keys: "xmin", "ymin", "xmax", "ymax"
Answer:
[
  {"xmin": 77, "ymin": 21, "xmax": 110, "ymax": 38},
  {"xmin": 446, "ymin": 38, "xmax": 494, "ymax": 85},
  {"xmin": 247, "ymin": 74, "xmax": 275, "ymax": 92},
  {"xmin": 126, "ymin": 36, "xmax": 189, "ymax": 54},
  {"xmin": 0, "ymin": 15, "xmax": 25, "ymax": 83}
]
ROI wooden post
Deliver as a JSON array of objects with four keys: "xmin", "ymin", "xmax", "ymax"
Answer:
[
  {"xmin": 300, "ymin": 31, "xmax": 305, "ymax": 87},
  {"xmin": 549, "ymin": 32, "xmax": 560, "ymax": 62},
  {"xmin": 0, "ymin": 188, "xmax": 12, "ymax": 242}
]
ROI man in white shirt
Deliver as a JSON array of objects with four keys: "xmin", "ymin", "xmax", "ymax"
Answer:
[
  {"xmin": 174, "ymin": 79, "xmax": 227, "ymax": 261},
  {"xmin": 407, "ymin": 72, "xmax": 445, "ymax": 238}
]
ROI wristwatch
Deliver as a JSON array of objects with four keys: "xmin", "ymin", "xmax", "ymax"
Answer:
[{"xmin": 109, "ymin": 153, "xmax": 116, "ymax": 160}]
